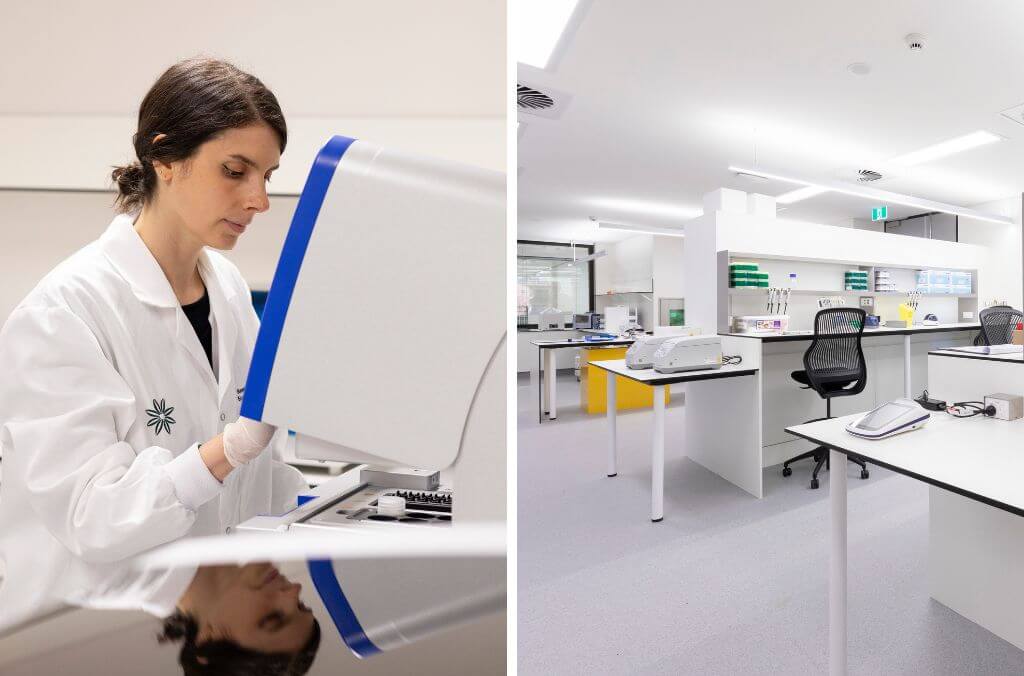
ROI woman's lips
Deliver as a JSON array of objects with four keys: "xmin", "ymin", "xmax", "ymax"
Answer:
[{"xmin": 224, "ymin": 219, "xmax": 247, "ymax": 234}]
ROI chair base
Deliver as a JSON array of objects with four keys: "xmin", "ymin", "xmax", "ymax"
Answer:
[{"xmin": 782, "ymin": 445, "xmax": 868, "ymax": 489}]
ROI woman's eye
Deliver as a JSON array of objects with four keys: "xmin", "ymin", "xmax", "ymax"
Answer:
[{"xmin": 223, "ymin": 166, "xmax": 244, "ymax": 178}]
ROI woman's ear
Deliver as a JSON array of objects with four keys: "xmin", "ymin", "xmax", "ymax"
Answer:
[{"xmin": 151, "ymin": 159, "xmax": 173, "ymax": 184}]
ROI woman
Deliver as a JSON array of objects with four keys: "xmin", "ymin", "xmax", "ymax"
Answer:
[
  {"xmin": 160, "ymin": 562, "xmax": 321, "ymax": 675},
  {"xmin": 0, "ymin": 57, "xmax": 308, "ymax": 633}
]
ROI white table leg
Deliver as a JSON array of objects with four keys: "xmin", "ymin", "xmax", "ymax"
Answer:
[
  {"xmin": 547, "ymin": 349, "xmax": 558, "ymax": 420},
  {"xmin": 606, "ymin": 374, "xmax": 617, "ymax": 477},
  {"xmin": 652, "ymin": 385, "xmax": 665, "ymax": 522},
  {"xmin": 903, "ymin": 334, "xmax": 912, "ymax": 399},
  {"xmin": 830, "ymin": 448, "xmax": 847, "ymax": 676}
]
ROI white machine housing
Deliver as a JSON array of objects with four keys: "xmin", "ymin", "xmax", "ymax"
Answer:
[
  {"xmin": 653, "ymin": 335, "xmax": 722, "ymax": 373},
  {"xmin": 236, "ymin": 135, "xmax": 505, "ymax": 657},
  {"xmin": 845, "ymin": 398, "xmax": 930, "ymax": 439},
  {"xmin": 625, "ymin": 328, "xmax": 702, "ymax": 369}
]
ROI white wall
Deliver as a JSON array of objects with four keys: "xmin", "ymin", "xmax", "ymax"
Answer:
[
  {"xmin": 652, "ymin": 235, "xmax": 685, "ymax": 324},
  {"xmin": 959, "ymin": 195, "xmax": 1022, "ymax": 309},
  {"xmin": 0, "ymin": 191, "xmax": 297, "ymax": 323}
]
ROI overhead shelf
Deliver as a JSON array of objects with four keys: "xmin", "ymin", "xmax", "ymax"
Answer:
[{"xmin": 728, "ymin": 288, "xmax": 976, "ymax": 298}]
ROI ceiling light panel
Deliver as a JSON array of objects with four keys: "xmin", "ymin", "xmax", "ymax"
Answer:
[
  {"xmin": 583, "ymin": 196, "xmax": 702, "ymax": 221},
  {"xmin": 775, "ymin": 185, "xmax": 829, "ymax": 204},
  {"xmin": 597, "ymin": 221, "xmax": 686, "ymax": 237},
  {"xmin": 517, "ymin": 0, "xmax": 580, "ymax": 69},
  {"xmin": 888, "ymin": 130, "xmax": 1001, "ymax": 167},
  {"xmin": 727, "ymin": 165, "xmax": 1013, "ymax": 225}
]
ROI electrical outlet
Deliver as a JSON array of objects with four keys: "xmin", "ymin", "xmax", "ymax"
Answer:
[
  {"xmin": 983, "ymin": 393, "xmax": 1023, "ymax": 421},
  {"xmin": 859, "ymin": 296, "xmax": 873, "ymax": 307},
  {"xmin": 963, "ymin": 311, "xmax": 974, "ymax": 320}
]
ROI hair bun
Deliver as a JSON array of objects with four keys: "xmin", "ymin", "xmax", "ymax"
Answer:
[{"xmin": 110, "ymin": 161, "xmax": 147, "ymax": 212}]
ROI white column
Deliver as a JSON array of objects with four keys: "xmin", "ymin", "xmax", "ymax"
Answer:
[
  {"xmin": 903, "ymin": 334, "xmax": 912, "ymax": 399},
  {"xmin": 546, "ymin": 349, "xmax": 557, "ymax": 419},
  {"xmin": 830, "ymin": 448, "xmax": 848, "ymax": 676},
  {"xmin": 651, "ymin": 385, "xmax": 665, "ymax": 522},
  {"xmin": 606, "ymin": 374, "xmax": 617, "ymax": 477}
]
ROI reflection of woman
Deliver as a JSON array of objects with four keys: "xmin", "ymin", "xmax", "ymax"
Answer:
[
  {"xmin": 159, "ymin": 563, "xmax": 320, "ymax": 675},
  {"xmin": 0, "ymin": 58, "xmax": 307, "ymax": 632}
]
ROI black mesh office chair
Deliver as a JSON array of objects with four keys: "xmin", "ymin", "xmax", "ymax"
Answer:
[
  {"xmin": 972, "ymin": 305, "xmax": 1023, "ymax": 346},
  {"xmin": 782, "ymin": 308, "xmax": 870, "ymax": 489}
]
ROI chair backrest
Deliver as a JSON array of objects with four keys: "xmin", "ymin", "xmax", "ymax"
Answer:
[
  {"xmin": 978, "ymin": 305, "xmax": 1023, "ymax": 346},
  {"xmin": 803, "ymin": 308, "xmax": 867, "ymax": 398}
]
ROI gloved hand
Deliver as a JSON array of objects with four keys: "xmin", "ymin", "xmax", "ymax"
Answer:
[{"xmin": 222, "ymin": 416, "xmax": 277, "ymax": 468}]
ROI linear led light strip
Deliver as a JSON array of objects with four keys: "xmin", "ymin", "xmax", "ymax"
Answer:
[
  {"xmin": 728, "ymin": 166, "xmax": 1013, "ymax": 225},
  {"xmin": 597, "ymin": 221, "xmax": 686, "ymax": 237},
  {"xmin": 553, "ymin": 250, "xmax": 607, "ymax": 267}
]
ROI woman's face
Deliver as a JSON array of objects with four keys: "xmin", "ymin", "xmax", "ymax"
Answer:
[
  {"xmin": 197, "ymin": 562, "xmax": 316, "ymax": 653},
  {"xmin": 155, "ymin": 123, "xmax": 281, "ymax": 251}
]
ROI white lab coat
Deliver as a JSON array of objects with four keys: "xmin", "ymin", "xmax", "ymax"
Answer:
[{"xmin": 0, "ymin": 214, "xmax": 307, "ymax": 634}]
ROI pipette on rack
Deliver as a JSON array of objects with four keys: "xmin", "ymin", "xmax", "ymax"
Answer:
[{"xmin": 783, "ymin": 287, "xmax": 790, "ymax": 315}]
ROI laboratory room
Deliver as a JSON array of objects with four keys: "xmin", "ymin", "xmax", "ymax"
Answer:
[
  {"xmin": 517, "ymin": 2, "xmax": 1024, "ymax": 674},
  {"xmin": 0, "ymin": 2, "xmax": 507, "ymax": 675}
]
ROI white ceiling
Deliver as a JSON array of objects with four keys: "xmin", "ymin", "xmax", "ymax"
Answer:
[
  {"xmin": 0, "ymin": 0, "xmax": 504, "ymax": 117},
  {"xmin": 518, "ymin": 0, "xmax": 1024, "ymax": 243}
]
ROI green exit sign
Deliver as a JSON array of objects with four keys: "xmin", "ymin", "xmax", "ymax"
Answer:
[{"xmin": 871, "ymin": 205, "xmax": 888, "ymax": 221}]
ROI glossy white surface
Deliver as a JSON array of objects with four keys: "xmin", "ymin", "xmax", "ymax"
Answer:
[{"xmin": 788, "ymin": 413, "xmax": 1024, "ymax": 513}]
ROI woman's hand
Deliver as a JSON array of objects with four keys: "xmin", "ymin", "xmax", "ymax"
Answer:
[{"xmin": 223, "ymin": 417, "xmax": 277, "ymax": 467}]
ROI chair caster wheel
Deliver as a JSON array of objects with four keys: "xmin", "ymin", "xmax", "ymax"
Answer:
[
  {"xmin": 860, "ymin": 469, "xmax": 869, "ymax": 480},
  {"xmin": 810, "ymin": 478, "xmax": 820, "ymax": 490},
  {"xmin": 782, "ymin": 466, "xmax": 792, "ymax": 477}
]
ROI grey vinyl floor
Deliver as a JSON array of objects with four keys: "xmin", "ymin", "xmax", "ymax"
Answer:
[{"xmin": 517, "ymin": 371, "xmax": 1024, "ymax": 675}]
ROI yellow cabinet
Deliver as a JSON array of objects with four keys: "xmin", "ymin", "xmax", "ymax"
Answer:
[{"xmin": 580, "ymin": 346, "xmax": 669, "ymax": 414}]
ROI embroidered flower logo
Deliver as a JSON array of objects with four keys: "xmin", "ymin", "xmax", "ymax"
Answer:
[{"xmin": 146, "ymin": 398, "xmax": 176, "ymax": 436}]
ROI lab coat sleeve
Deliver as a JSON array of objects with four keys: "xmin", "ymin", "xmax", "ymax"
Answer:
[{"xmin": 0, "ymin": 305, "xmax": 223, "ymax": 564}]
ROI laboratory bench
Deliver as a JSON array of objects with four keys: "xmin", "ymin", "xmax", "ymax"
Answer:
[
  {"xmin": 722, "ymin": 322, "xmax": 979, "ymax": 478},
  {"xmin": 787, "ymin": 409, "xmax": 1024, "ymax": 674}
]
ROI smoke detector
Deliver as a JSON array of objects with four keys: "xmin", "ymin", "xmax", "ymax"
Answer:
[
  {"xmin": 517, "ymin": 81, "xmax": 573, "ymax": 120},
  {"xmin": 905, "ymin": 33, "xmax": 926, "ymax": 51}
]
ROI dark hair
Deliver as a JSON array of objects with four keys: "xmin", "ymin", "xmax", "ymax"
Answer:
[
  {"xmin": 158, "ymin": 610, "xmax": 320, "ymax": 676},
  {"xmin": 111, "ymin": 57, "xmax": 287, "ymax": 213}
]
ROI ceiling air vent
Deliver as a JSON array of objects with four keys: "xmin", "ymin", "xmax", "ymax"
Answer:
[
  {"xmin": 857, "ymin": 169, "xmax": 883, "ymax": 182},
  {"xmin": 516, "ymin": 80, "xmax": 572, "ymax": 120},
  {"xmin": 518, "ymin": 85, "xmax": 554, "ymax": 110}
]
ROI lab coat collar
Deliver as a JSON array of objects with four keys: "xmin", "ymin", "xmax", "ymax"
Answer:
[
  {"xmin": 198, "ymin": 252, "xmax": 239, "ymax": 401},
  {"xmin": 100, "ymin": 214, "xmax": 181, "ymax": 309}
]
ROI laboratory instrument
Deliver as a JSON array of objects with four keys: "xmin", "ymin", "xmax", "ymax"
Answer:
[
  {"xmin": 845, "ymin": 399, "xmax": 930, "ymax": 439},
  {"xmin": 652, "ymin": 335, "xmax": 723, "ymax": 373},
  {"xmin": 236, "ymin": 135, "xmax": 505, "ymax": 657},
  {"xmin": 625, "ymin": 329, "xmax": 700, "ymax": 369}
]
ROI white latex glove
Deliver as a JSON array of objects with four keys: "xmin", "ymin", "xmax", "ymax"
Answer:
[{"xmin": 223, "ymin": 417, "xmax": 277, "ymax": 468}]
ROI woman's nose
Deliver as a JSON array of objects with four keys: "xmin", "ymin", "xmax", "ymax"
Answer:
[{"xmin": 246, "ymin": 178, "xmax": 270, "ymax": 213}]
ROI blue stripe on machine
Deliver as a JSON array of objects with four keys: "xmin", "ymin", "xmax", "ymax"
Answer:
[
  {"xmin": 241, "ymin": 135, "xmax": 357, "ymax": 420},
  {"xmin": 307, "ymin": 558, "xmax": 382, "ymax": 658}
]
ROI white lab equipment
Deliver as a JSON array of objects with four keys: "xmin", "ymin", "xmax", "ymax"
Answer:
[
  {"xmin": 732, "ymin": 314, "xmax": 790, "ymax": 334},
  {"xmin": 652, "ymin": 335, "xmax": 723, "ymax": 373},
  {"xmin": 602, "ymin": 305, "xmax": 637, "ymax": 335},
  {"xmin": 845, "ymin": 399, "xmax": 930, "ymax": 439},
  {"xmin": 625, "ymin": 328, "xmax": 702, "ymax": 369},
  {"xmin": 235, "ymin": 135, "xmax": 505, "ymax": 657}
]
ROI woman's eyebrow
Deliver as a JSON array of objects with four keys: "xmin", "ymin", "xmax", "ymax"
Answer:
[{"xmin": 228, "ymin": 153, "xmax": 280, "ymax": 171}]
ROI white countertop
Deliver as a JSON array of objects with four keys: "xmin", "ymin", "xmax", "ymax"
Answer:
[
  {"xmin": 787, "ymin": 412, "xmax": 1024, "ymax": 516},
  {"xmin": 589, "ymin": 358, "xmax": 757, "ymax": 385}
]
